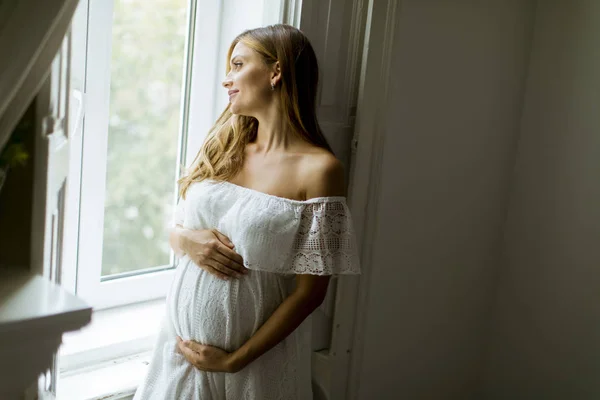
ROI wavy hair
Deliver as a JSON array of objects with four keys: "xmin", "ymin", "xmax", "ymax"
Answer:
[{"xmin": 178, "ymin": 24, "xmax": 332, "ymax": 198}]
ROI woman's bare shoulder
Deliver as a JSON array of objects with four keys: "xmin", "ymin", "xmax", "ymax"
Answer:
[{"xmin": 298, "ymin": 147, "xmax": 346, "ymax": 198}]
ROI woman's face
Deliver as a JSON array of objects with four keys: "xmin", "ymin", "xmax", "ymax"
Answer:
[{"xmin": 222, "ymin": 42, "xmax": 275, "ymax": 116}]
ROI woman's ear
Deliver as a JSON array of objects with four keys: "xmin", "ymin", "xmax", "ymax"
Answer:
[{"xmin": 271, "ymin": 61, "xmax": 281, "ymax": 84}]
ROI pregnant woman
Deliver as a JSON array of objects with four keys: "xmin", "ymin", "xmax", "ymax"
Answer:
[{"xmin": 133, "ymin": 24, "xmax": 361, "ymax": 399}]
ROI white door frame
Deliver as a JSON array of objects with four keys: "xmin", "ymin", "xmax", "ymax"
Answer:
[{"xmin": 335, "ymin": 0, "xmax": 401, "ymax": 399}]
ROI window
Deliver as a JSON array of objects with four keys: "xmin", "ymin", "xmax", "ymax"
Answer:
[
  {"xmin": 65, "ymin": 0, "xmax": 285, "ymax": 310},
  {"xmin": 72, "ymin": 0, "xmax": 187, "ymax": 309}
]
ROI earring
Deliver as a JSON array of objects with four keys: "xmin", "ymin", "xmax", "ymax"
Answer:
[{"xmin": 270, "ymin": 82, "xmax": 275, "ymax": 91}]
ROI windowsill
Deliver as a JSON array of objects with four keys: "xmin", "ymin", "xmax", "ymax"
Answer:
[
  {"xmin": 59, "ymin": 298, "xmax": 165, "ymax": 372},
  {"xmin": 58, "ymin": 351, "xmax": 151, "ymax": 400}
]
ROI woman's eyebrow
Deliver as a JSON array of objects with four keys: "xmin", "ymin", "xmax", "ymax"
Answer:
[{"xmin": 230, "ymin": 55, "xmax": 245, "ymax": 63}]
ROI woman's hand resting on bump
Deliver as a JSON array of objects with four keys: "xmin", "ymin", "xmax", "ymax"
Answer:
[
  {"xmin": 176, "ymin": 336, "xmax": 244, "ymax": 373},
  {"xmin": 177, "ymin": 228, "xmax": 247, "ymax": 280}
]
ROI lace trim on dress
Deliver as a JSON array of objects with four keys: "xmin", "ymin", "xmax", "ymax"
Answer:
[{"xmin": 286, "ymin": 201, "xmax": 361, "ymax": 275}]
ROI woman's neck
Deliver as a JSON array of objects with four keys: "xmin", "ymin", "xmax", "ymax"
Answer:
[{"xmin": 252, "ymin": 106, "xmax": 302, "ymax": 153}]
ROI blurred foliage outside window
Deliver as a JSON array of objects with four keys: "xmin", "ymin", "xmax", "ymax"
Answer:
[{"xmin": 101, "ymin": 0, "xmax": 187, "ymax": 276}]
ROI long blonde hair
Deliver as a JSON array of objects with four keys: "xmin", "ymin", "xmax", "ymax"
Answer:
[{"xmin": 178, "ymin": 24, "xmax": 332, "ymax": 199}]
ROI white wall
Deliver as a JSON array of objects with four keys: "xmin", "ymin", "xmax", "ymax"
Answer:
[
  {"xmin": 352, "ymin": 1, "xmax": 536, "ymax": 398},
  {"xmin": 483, "ymin": 2, "xmax": 600, "ymax": 398}
]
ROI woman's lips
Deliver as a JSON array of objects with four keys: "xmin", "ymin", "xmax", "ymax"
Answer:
[{"xmin": 228, "ymin": 90, "xmax": 239, "ymax": 101}]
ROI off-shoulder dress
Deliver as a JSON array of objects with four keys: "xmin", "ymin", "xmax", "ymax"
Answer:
[{"xmin": 133, "ymin": 179, "xmax": 361, "ymax": 400}]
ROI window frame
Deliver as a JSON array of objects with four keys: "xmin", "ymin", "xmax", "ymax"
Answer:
[{"xmin": 73, "ymin": 0, "xmax": 186, "ymax": 309}]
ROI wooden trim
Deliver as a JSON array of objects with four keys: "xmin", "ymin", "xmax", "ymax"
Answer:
[
  {"xmin": 326, "ymin": 0, "xmax": 370, "ymax": 398},
  {"xmin": 342, "ymin": 0, "xmax": 368, "ymax": 122},
  {"xmin": 30, "ymin": 76, "xmax": 51, "ymax": 278},
  {"xmin": 283, "ymin": 0, "xmax": 303, "ymax": 27},
  {"xmin": 0, "ymin": 269, "xmax": 91, "ymax": 399},
  {"xmin": 340, "ymin": 0, "xmax": 400, "ymax": 398},
  {"xmin": 0, "ymin": 0, "xmax": 79, "ymax": 151}
]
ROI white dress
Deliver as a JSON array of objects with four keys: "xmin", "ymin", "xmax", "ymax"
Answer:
[{"xmin": 133, "ymin": 179, "xmax": 361, "ymax": 400}]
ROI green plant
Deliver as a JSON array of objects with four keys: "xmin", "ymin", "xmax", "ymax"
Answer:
[{"xmin": 0, "ymin": 119, "xmax": 31, "ymax": 169}]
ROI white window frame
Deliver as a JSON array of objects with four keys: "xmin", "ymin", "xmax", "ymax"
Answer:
[
  {"xmin": 74, "ymin": 0, "xmax": 182, "ymax": 309},
  {"xmin": 69, "ymin": 0, "xmax": 287, "ymax": 311}
]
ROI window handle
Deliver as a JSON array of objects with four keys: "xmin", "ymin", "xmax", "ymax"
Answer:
[{"xmin": 71, "ymin": 88, "xmax": 85, "ymax": 137}]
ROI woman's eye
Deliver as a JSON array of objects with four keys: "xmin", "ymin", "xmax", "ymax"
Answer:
[{"xmin": 234, "ymin": 63, "xmax": 242, "ymax": 68}]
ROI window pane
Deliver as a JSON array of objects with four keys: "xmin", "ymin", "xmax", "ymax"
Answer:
[{"xmin": 102, "ymin": 0, "xmax": 187, "ymax": 276}]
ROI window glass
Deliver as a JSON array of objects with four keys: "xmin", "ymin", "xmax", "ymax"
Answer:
[{"xmin": 102, "ymin": 0, "xmax": 187, "ymax": 276}]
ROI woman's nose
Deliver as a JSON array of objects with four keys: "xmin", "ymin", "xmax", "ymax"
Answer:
[{"xmin": 222, "ymin": 76, "xmax": 232, "ymax": 88}]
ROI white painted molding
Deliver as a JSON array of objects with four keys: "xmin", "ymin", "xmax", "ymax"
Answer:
[
  {"xmin": 0, "ymin": 269, "xmax": 91, "ymax": 399},
  {"xmin": 300, "ymin": 0, "xmax": 363, "ymax": 126},
  {"xmin": 292, "ymin": 1, "xmax": 387, "ymax": 398},
  {"xmin": 342, "ymin": 0, "xmax": 367, "ymax": 122},
  {"xmin": 340, "ymin": 0, "xmax": 400, "ymax": 399},
  {"xmin": 282, "ymin": 0, "xmax": 303, "ymax": 27},
  {"xmin": 0, "ymin": 0, "xmax": 79, "ymax": 155}
]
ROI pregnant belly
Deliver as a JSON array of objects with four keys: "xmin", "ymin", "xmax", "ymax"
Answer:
[{"xmin": 167, "ymin": 258, "xmax": 291, "ymax": 351}]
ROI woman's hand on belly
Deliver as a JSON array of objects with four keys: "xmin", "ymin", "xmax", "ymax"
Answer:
[
  {"xmin": 180, "ymin": 228, "xmax": 247, "ymax": 280},
  {"xmin": 176, "ymin": 336, "xmax": 241, "ymax": 373}
]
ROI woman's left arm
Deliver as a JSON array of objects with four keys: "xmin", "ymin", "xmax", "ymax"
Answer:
[{"xmin": 230, "ymin": 275, "xmax": 330, "ymax": 371}]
